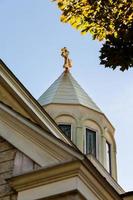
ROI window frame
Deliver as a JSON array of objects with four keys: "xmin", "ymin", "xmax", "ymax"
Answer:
[
  {"xmin": 84, "ymin": 127, "xmax": 98, "ymax": 158},
  {"xmin": 58, "ymin": 123, "xmax": 72, "ymax": 140}
]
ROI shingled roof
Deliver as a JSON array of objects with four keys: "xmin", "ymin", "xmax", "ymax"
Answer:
[{"xmin": 38, "ymin": 71, "xmax": 101, "ymax": 113}]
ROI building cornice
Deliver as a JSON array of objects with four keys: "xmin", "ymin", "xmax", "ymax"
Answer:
[{"xmin": 8, "ymin": 160, "xmax": 122, "ymax": 200}]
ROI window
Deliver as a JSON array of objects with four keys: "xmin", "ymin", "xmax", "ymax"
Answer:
[
  {"xmin": 86, "ymin": 128, "xmax": 96, "ymax": 157},
  {"xmin": 106, "ymin": 141, "xmax": 112, "ymax": 174},
  {"xmin": 58, "ymin": 124, "xmax": 71, "ymax": 139}
]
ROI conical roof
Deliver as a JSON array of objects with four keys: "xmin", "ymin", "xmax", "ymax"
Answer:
[{"xmin": 38, "ymin": 71, "xmax": 101, "ymax": 113}]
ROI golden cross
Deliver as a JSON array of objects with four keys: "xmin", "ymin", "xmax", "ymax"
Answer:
[{"xmin": 61, "ymin": 47, "xmax": 72, "ymax": 72}]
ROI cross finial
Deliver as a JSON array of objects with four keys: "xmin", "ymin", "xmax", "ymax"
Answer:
[{"xmin": 61, "ymin": 47, "xmax": 72, "ymax": 72}]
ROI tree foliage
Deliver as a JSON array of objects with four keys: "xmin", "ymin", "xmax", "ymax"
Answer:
[
  {"xmin": 54, "ymin": 0, "xmax": 133, "ymax": 71},
  {"xmin": 100, "ymin": 24, "xmax": 133, "ymax": 71}
]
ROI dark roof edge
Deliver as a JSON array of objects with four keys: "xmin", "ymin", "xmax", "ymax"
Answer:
[{"xmin": 120, "ymin": 191, "xmax": 133, "ymax": 197}]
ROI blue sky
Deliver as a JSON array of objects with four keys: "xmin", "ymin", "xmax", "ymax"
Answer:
[{"xmin": 0, "ymin": 0, "xmax": 133, "ymax": 191}]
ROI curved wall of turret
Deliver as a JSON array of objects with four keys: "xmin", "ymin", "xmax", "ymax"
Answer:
[{"xmin": 43, "ymin": 103, "xmax": 117, "ymax": 180}]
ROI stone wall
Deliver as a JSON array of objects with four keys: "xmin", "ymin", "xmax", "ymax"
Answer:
[{"xmin": 0, "ymin": 137, "xmax": 17, "ymax": 200}]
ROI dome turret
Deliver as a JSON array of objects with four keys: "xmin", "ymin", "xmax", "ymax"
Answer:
[{"xmin": 38, "ymin": 48, "xmax": 117, "ymax": 181}]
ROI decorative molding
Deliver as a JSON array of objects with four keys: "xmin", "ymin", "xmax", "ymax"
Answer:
[{"xmin": 9, "ymin": 160, "xmax": 122, "ymax": 200}]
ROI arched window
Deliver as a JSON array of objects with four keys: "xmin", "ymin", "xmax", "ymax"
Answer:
[
  {"xmin": 58, "ymin": 124, "xmax": 71, "ymax": 140},
  {"xmin": 106, "ymin": 141, "xmax": 112, "ymax": 174},
  {"xmin": 86, "ymin": 128, "xmax": 96, "ymax": 157}
]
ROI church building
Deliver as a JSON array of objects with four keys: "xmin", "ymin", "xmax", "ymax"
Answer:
[{"xmin": 0, "ymin": 48, "xmax": 132, "ymax": 200}]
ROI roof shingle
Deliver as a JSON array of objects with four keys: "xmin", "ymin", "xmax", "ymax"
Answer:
[{"xmin": 38, "ymin": 71, "xmax": 101, "ymax": 113}]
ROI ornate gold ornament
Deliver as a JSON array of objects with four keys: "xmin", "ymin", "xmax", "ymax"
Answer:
[{"xmin": 61, "ymin": 47, "xmax": 72, "ymax": 72}]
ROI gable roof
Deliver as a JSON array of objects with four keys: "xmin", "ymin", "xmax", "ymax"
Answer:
[
  {"xmin": 0, "ymin": 59, "xmax": 83, "ymax": 149},
  {"xmin": 38, "ymin": 71, "xmax": 102, "ymax": 113},
  {"xmin": 0, "ymin": 59, "xmax": 77, "ymax": 147}
]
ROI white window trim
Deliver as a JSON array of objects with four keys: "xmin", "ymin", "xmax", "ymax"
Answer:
[
  {"xmin": 84, "ymin": 127, "xmax": 98, "ymax": 159},
  {"xmin": 58, "ymin": 123, "xmax": 72, "ymax": 141}
]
